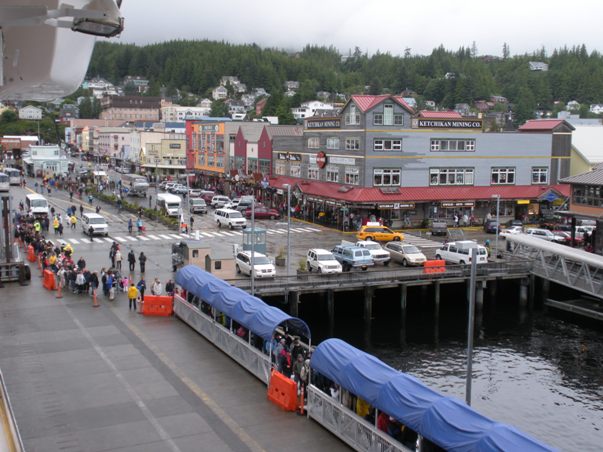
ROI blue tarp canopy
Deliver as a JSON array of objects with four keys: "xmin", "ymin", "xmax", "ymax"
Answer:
[
  {"xmin": 175, "ymin": 265, "xmax": 310, "ymax": 341},
  {"xmin": 311, "ymin": 339, "xmax": 556, "ymax": 452}
]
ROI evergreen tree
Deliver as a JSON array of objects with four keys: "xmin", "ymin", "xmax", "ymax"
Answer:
[{"xmin": 210, "ymin": 99, "xmax": 228, "ymax": 117}]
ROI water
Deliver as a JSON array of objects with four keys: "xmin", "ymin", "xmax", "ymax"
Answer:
[{"xmin": 298, "ymin": 284, "xmax": 603, "ymax": 452}]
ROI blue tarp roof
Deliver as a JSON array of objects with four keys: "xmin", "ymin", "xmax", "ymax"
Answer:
[
  {"xmin": 175, "ymin": 265, "xmax": 310, "ymax": 341},
  {"xmin": 311, "ymin": 339, "xmax": 556, "ymax": 452}
]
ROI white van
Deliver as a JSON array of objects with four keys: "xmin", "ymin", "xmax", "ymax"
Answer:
[
  {"xmin": 25, "ymin": 193, "xmax": 49, "ymax": 217},
  {"xmin": 156, "ymin": 193, "xmax": 181, "ymax": 217},
  {"xmin": 189, "ymin": 198, "xmax": 207, "ymax": 214},
  {"xmin": 214, "ymin": 208, "xmax": 247, "ymax": 229},
  {"xmin": 235, "ymin": 251, "xmax": 275, "ymax": 278},
  {"xmin": 210, "ymin": 195, "xmax": 231, "ymax": 209},
  {"xmin": 435, "ymin": 240, "xmax": 488, "ymax": 265},
  {"xmin": 82, "ymin": 212, "xmax": 109, "ymax": 236}
]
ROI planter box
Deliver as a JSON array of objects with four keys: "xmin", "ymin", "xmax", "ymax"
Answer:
[{"xmin": 275, "ymin": 257, "xmax": 286, "ymax": 267}]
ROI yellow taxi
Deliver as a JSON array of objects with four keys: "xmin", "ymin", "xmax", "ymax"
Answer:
[{"xmin": 356, "ymin": 224, "xmax": 404, "ymax": 242}]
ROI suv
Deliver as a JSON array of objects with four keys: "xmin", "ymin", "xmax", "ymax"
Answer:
[
  {"xmin": 81, "ymin": 212, "xmax": 109, "ymax": 236},
  {"xmin": 215, "ymin": 208, "xmax": 247, "ymax": 229},
  {"xmin": 306, "ymin": 249, "xmax": 342, "ymax": 274},
  {"xmin": 189, "ymin": 198, "xmax": 207, "ymax": 214},
  {"xmin": 435, "ymin": 240, "xmax": 488, "ymax": 265},
  {"xmin": 210, "ymin": 195, "xmax": 231, "ymax": 208},
  {"xmin": 235, "ymin": 251, "xmax": 275, "ymax": 278},
  {"xmin": 331, "ymin": 244, "xmax": 374, "ymax": 272},
  {"xmin": 355, "ymin": 240, "xmax": 391, "ymax": 265},
  {"xmin": 356, "ymin": 224, "xmax": 404, "ymax": 242},
  {"xmin": 431, "ymin": 221, "xmax": 448, "ymax": 237}
]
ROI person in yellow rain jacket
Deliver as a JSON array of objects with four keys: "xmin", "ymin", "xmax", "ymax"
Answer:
[
  {"xmin": 70, "ymin": 215, "xmax": 78, "ymax": 230},
  {"xmin": 127, "ymin": 283, "xmax": 139, "ymax": 311},
  {"xmin": 53, "ymin": 216, "xmax": 59, "ymax": 234}
]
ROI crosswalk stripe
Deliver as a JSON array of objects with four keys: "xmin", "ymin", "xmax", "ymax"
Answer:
[
  {"xmin": 159, "ymin": 234, "xmax": 172, "ymax": 240},
  {"xmin": 290, "ymin": 228, "xmax": 307, "ymax": 232},
  {"xmin": 273, "ymin": 230, "xmax": 286, "ymax": 234},
  {"xmin": 103, "ymin": 237, "xmax": 114, "ymax": 243},
  {"xmin": 138, "ymin": 236, "xmax": 150, "ymax": 241},
  {"xmin": 115, "ymin": 237, "xmax": 127, "ymax": 242},
  {"xmin": 168, "ymin": 234, "xmax": 181, "ymax": 239},
  {"xmin": 147, "ymin": 235, "xmax": 161, "ymax": 240},
  {"xmin": 125, "ymin": 236, "xmax": 138, "ymax": 242},
  {"xmin": 299, "ymin": 227, "xmax": 319, "ymax": 232},
  {"xmin": 92, "ymin": 238, "xmax": 104, "ymax": 243},
  {"xmin": 79, "ymin": 238, "xmax": 91, "ymax": 244},
  {"xmin": 266, "ymin": 230, "xmax": 276, "ymax": 235},
  {"xmin": 179, "ymin": 233, "xmax": 191, "ymax": 238},
  {"xmin": 230, "ymin": 231, "xmax": 242, "ymax": 236},
  {"xmin": 220, "ymin": 231, "xmax": 234, "ymax": 236},
  {"xmin": 201, "ymin": 232, "xmax": 214, "ymax": 237},
  {"xmin": 68, "ymin": 238, "xmax": 80, "ymax": 244},
  {"xmin": 305, "ymin": 227, "xmax": 321, "ymax": 232}
]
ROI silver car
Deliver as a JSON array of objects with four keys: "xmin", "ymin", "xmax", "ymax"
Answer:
[{"xmin": 384, "ymin": 242, "xmax": 427, "ymax": 266}]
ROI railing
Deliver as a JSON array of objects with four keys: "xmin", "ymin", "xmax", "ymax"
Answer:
[
  {"xmin": 307, "ymin": 385, "xmax": 412, "ymax": 452},
  {"xmin": 173, "ymin": 295, "xmax": 272, "ymax": 384},
  {"xmin": 229, "ymin": 261, "xmax": 532, "ymax": 294},
  {"xmin": 0, "ymin": 368, "xmax": 25, "ymax": 452}
]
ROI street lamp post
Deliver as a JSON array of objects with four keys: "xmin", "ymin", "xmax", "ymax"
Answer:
[
  {"xmin": 283, "ymin": 184, "xmax": 291, "ymax": 278},
  {"xmin": 492, "ymin": 194, "xmax": 500, "ymax": 258}
]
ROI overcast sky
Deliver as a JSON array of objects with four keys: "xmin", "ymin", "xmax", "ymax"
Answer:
[{"xmin": 114, "ymin": 0, "xmax": 603, "ymax": 57}]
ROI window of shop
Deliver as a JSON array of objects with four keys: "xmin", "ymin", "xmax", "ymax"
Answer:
[
  {"xmin": 216, "ymin": 156, "xmax": 224, "ymax": 168},
  {"xmin": 345, "ymin": 167, "xmax": 359, "ymax": 185},
  {"xmin": 345, "ymin": 137, "xmax": 360, "ymax": 150},
  {"xmin": 275, "ymin": 162, "xmax": 286, "ymax": 175},
  {"xmin": 429, "ymin": 168, "xmax": 474, "ymax": 185},
  {"xmin": 235, "ymin": 156, "xmax": 245, "ymax": 171},
  {"xmin": 573, "ymin": 185, "xmax": 603, "ymax": 206},
  {"xmin": 373, "ymin": 168, "xmax": 401, "ymax": 186},
  {"xmin": 259, "ymin": 159, "xmax": 270, "ymax": 175},
  {"xmin": 326, "ymin": 165, "xmax": 339, "ymax": 182},
  {"xmin": 345, "ymin": 104, "xmax": 360, "ymax": 125},
  {"xmin": 308, "ymin": 165, "xmax": 320, "ymax": 180},
  {"xmin": 491, "ymin": 167, "xmax": 515, "ymax": 185},
  {"xmin": 374, "ymin": 139, "xmax": 402, "ymax": 151},
  {"xmin": 307, "ymin": 137, "xmax": 320, "ymax": 149},
  {"xmin": 430, "ymin": 139, "xmax": 476, "ymax": 151},
  {"xmin": 207, "ymin": 154, "xmax": 215, "ymax": 166},
  {"xmin": 326, "ymin": 137, "xmax": 340, "ymax": 149},
  {"xmin": 290, "ymin": 164, "xmax": 301, "ymax": 177},
  {"xmin": 532, "ymin": 167, "xmax": 548, "ymax": 184},
  {"xmin": 247, "ymin": 158, "xmax": 258, "ymax": 174}
]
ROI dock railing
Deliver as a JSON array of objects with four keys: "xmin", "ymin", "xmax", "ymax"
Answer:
[{"xmin": 0, "ymin": 368, "xmax": 25, "ymax": 452}]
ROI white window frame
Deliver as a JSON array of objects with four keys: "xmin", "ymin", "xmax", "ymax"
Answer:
[
  {"xmin": 374, "ymin": 139, "xmax": 402, "ymax": 151},
  {"xmin": 290, "ymin": 164, "xmax": 301, "ymax": 177},
  {"xmin": 491, "ymin": 167, "xmax": 515, "ymax": 185},
  {"xmin": 307, "ymin": 137, "xmax": 320, "ymax": 149},
  {"xmin": 326, "ymin": 165, "xmax": 339, "ymax": 182},
  {"xmin": 394, "ymin": 113, "xmax": 404, "ymax": 126},
  {"xmin": 373, "ymin": 113, "xmax": 383, "ymax": 125},
  {"xmin": 345, "ymin": 104, "xmax": 360, "ymax": 125},
  {"xmin": 308, "ymin": 165, "xmax": 320, "ymax": 180},
  {"xmin": 373, "ymin": 168, "xmax": 401, "ymax": 187},
  {"xmin": 345, "ymin": 167, "xmax": 359, "ymax": 185},
  {"xmin": 429, "ymin": 168, "xmax": 474, "ymax": 186},
  {"xmin": 275, "ymin": 162, "xmax": 286, "ymax": 175},
  {"xmin": 326, "ymin": 137, "xmax": 340, "ymax": 150},
  {"xmin": 383, "ymin": 104, "xmax": 394, "ymax": 125},
  {"xmin": 345, "ymin": 137, "xmax": 360, "ymax": 150},
  {"xmin": 532, "ymin": 167, "xmax": 548, "ymax": 184},
  {"xmin": 430, "ymin": 138, "xmax": 476, "ymax": 152}
]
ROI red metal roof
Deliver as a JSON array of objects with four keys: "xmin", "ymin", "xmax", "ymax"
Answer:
[
  {"xmin": 418, "ymin": 110, "xmax": 462, "ymax": 119},
  {"xmin": 267, "ymin": 176, "xmax": 569, "ymax": 203},
  {"xmin": 518, "ymin": 119, "xmax": 565, "ymax": 131},
  {"xmin": 350, "ymin": 95, "xmax": 414, "ymax": 114}
]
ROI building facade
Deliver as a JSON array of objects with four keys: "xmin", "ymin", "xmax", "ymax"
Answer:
[{"xmin": 100, "ymin": 96, "xmax": 161, "ymax": 121}]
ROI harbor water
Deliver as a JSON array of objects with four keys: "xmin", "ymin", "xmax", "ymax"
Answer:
[{"xmin": 300, "ymin": 282, "xmax": 603, "ymax": 452}]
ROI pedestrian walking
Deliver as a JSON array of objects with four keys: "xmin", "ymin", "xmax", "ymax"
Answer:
[
  {"xmin": 115, "ymin": 248, "xmax": 122, "ymax": 270},
  {"xmin": 58, "ymin": 222, "xmax": 64, "ymax": 236},
  {"xmin": 190, "ymin": 215, "xmax": 194, "ymax": 231},
  {"xmin": 127, "ymin": 283, "xmax": 139, "ymax": 311},
  {"xmin": 151, "ymin": 278, "xmax": 162, "ymax": 296},
  {"xmin": 139, "ymin": 252, "xmax": 147, "ymax": 273},
  {"xmin": 128, "ymin": 218, "xmax": 133, "ymax": 234},
  {"xmin": 79, "ymin": 204, "xmax": 84, "ymax": 217},
  {"xmin": 109, "ymin": 247, "xmax": 116, "ymax": 268},
  {"xmin": 136, "ymin": 277, "xmax": 146, "ymax": 302},
  {"xmin": 128, "ymin": 250, "xmax": 136, "ymax": 272}
]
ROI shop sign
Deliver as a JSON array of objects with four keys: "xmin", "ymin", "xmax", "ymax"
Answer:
[
  {"xmin": 306, "ymin": 118, "xmax": 341, "ymax": 129},
  {"xmin": 379, "ymin": 202, "xmax": 415, "ymax": 209},
  {"xmin": 413, "ymin": 119, "xmax": 482, "ymax": 129},
  {"xmin": 316, "ymin": 151, "xmax": 327, "ymax": 169},
  {"xmin": 441, "ymin": 201, "xmax": 475, "ymax": 208},
  {"xmin": 169, "ymin": 143, "xmax": 181, "ymax": 149},
  {"xmin": 329, "ymin": 156, "xmax": 355, "ymax": 165},
  {"xmin": 201, "ymin": 124, "xmax": 220, "ymax": 132},
  {"xmin": 516, "ymin": 199, "xmax": 530, "ymax": 205}
]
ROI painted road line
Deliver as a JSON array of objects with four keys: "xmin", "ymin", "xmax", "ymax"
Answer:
[
  {"xmin": 68, "ymin": 238, "xmax": 80, "ymax": 244},
  {"xmin": 230, "ymin": 231, "xmax": 243, "ymax": 236},
  {"xmin": 299, "ymin": 227, "xmax": 319, "ymax": 232},
  {"xmin": 201, "ymin": 232, "xmax": 214, "ymax": 238},
  {"xmin": 79, "ymin": 238, "xmax": 91, "ymax": 244},
  {"xmin": 125, "ymin": 236, "xmax": 138, "ymax": 242},
  {"xmin": 273, "ymin": 229, "xmax": 286, "ymax": 234},
  {"xmin": 290, "ymin": 228, "xmax": 308, "ymax": 232},
  {"xmin": 266, "ymin": 230, "xmax": 276, "ymax": 235},
  {"xmin": 168, "ymin": 234, "xmax": 182, "ymax": 240},
  {"xmin": 159, "ymin": 234, "xmax": 172, "ymax": 240},
  {"xmin": 147, "ymin": 234, "xmax": 161, "ymax": 240},
  {"xmin": 92, "ymin": 238, "xmax": 105, "ymax": 243},
  {"xmin": 115, "ymin": 237, "xmax": 127, "ymax": 242},
  {"xmin": 179, "ymin": 234, "xmax": 191, "ymax": 238},
  {"xmin": 305, "ymin": 227, "xmax": 322, "ymax": 232},
  {"xmin": 103, "ymin": 237, "xmax": 114, "ymax": 243},
  {"xmin": 138, "ymin": 236, "xmax": 150, "ymax": 241}
]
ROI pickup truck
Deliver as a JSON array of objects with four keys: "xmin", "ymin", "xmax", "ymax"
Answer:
[
  {"xmin": 435, "ymin": 240, "xmax": 488, "ymax": 265},
  {"xmin": 331, "ymin": 244, "xmax": 374, "ymax": 272},
  {"xmin": 353, "ymin": 240, "xmax": 391, "ymax": 265}
]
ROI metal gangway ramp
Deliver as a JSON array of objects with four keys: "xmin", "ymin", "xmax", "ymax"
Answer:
[{"xmin": 507, "ymin": 234, "xmax": 603, "ymax": 299}]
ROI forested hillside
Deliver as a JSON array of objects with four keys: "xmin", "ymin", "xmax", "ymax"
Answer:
[{"xmin": 87, "ymin": 40, "xmax": 603, "ymax": 124}]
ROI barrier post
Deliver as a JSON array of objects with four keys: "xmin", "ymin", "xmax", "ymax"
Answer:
[
  {"xmin": 55, "ymin": 278, "xmax": 63, "ymax": 299},
  {"xmin": 92, "ymin": 289, "xmax": 99, "ymax": 307}
]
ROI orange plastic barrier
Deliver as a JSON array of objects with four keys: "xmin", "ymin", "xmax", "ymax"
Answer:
[
  {"xmin": 267, "ymin": 370, "xmax": 298, "ymax": 411},
  {"xmin": 423, "ymin": 259, "xmax": 446, "ymax": 274},
  {"xmin": 140, "ymin": 295, "xmax": 174, "ymax": 316},
  {"xmin": 27, "ymin": 245, "xmax": 36, "ymax": 262},
  {"xmin": 42, "ymin": 270, "xmax": 56, "ymax": 291}
]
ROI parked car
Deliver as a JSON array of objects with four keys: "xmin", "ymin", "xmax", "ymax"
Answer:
[
  {"xmin": 499, "ymin": 225, "xmax": 523, "ymax": 239},
  {"xmin": 244, "ymin": 206, "xmax": 280, "ymax": 220},
  {"xmin": 171, "ymin": 184, "xmax": 188, "ymax": 194},
  {"xmin": 164, "ymin": 182, "xmax": 176, "ymax": 192},
  {"xmin": 235, "ymin": 251, "xmax": 275, "ymax": 278},
  {"xmin": 435, "ymin": 241, "xmax": 488, "ymax": 265},
  {"xmin": 306, "ymin": 249, "xmax": 342, "ymax": 274},
  {"xmin": 552, "ymin": 230, "xmax": 584, "ymax": 246},
  {"xmin": 200, "ymin": 191, "xmax": 215, "ymax": 203},
  {"xmin": 158, "ymin": 181, "xmax": 169, "ymax": 191},
  {"xmin": 189, "ymin": 198, "xmax": 207, "ymax": 214},
  {"xmin": 331, "ymin": 244, "xmax": 374, "ymax": 272},
  {"xmin": 188, "ymin": 189, "xmax": 202, "ymax": 197},
  {"xmin": 431, "ymin": 221, "xmax": 448, "ymax": 237},
  {"xmin": 505, "ymin": 219, "xmax": 524, "ymax": 227},
  {"xmin": 384, "ymin": 242, "xmax": 427, "ymax": 266},
  {"xmin": 210, "ymin": 195, "xmax": 231, "ymax": 208},
  {"xmin": 235, "ymin": 199, "xmax": 255, "ymax": 212},
  {"xmin": 525, "ymin": 228, "xmax": 566, "ymax": 243},
  {"xmin": 484, "ymin": 220, "xmax": 501, "ymax": 234},
  {"xmin": 224, "ymin": 198, "xmax": 240, "ymax": 209},
  {"xmin": 354, "ymin": 240, "xmax": 391, "ymax": 265},
  {"xmin": 356, "ymin": 224, "xmax": 404, "ymax": 242},
  {"xmin": 215, "ymin": 208, "xmax": 246, "ymax": 229}
]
